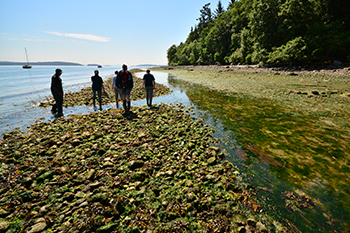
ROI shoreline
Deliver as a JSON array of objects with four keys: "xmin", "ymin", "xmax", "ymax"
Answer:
[
  {"xmin": 161, "ymin": 64, "xmax": 350, "ymax": 76},
  {"xmin": 153, "ymin": 65, "xmax": 350, "ymax": 116}
]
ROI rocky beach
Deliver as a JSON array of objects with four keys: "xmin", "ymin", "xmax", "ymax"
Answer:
[
  {"xmin": 1, "ymin": 64, "xmax": 349, "ymax": 232},
  {"xmin": 0, "ymin": 103, "xmax": 285, "ymax": 232}
]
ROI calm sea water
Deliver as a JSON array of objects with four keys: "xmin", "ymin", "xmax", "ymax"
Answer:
[{"xmin": 0, "ymin": 65, "xmax": 166, "ymax": 135}]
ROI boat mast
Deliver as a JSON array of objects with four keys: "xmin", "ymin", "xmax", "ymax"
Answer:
[{"xmin": 25, "ymin": 47, "xmax": 29, "ymax": 65}]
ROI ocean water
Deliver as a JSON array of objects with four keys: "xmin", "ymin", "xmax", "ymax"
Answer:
[{"xmin": 0, "ymin": 65, "xmax": 158, "ymax": 135}]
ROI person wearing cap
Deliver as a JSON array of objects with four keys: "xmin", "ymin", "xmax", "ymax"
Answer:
[
  {"xmin": 91, "ymin": 70, "xmax": 105, "ymax": 110},
  {"xmin": 116, "ymin": 64, "xmax": 133, "ymax": 112},
  {"xmin": 112, "ymin": 70, "xmax": 123, "ymax": 108},
  {"xmin": 51, "ymin": 68, "xmax": 64, "ymax": 117},
  {"xmin": 143, "ymin": 69, "xmax": 155, "ymax": 108}
]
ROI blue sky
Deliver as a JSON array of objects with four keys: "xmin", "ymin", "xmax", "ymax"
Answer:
[{"xmin": 0, "ymin": 0, "xmax": 230, "ymax": 66}]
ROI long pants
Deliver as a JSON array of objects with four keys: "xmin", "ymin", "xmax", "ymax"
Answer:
[
  {"xmin": 145, "ymin": 86, "xmax": 153, "ymax": 106},
  {"xmin": 51, "ymin": 89, "xmax": 63, "ymax": 114},
  {"xmin": 92, "ymin": 89, "xmax": 102, "ymax": 103},
  {"xmin": 114, "ymin": 87, "xmax": 124, "ymax": 100}
]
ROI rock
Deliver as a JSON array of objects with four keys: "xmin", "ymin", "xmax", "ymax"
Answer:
[
  {"xmin": 27, "ymin": 221, "xmax": 47, "ymax": 233},
  {"xmin": 0, "ymin": 219, "xmax": 10, "ymax": 231},
  {"xmin": 87, "ymin": 169, "xmax": 95, "ymax": 180},
  {"xmin": 90, "ymin": 181, "xmax": 100, "ymax": 189},
  {"xmin": 312, "ymin": 91, "xmax": 319, "ymax": 95},
  {"xmin": 256, "ymin": 221, "xmax": 268, "ymax": 232},
  {"xmin": 128, "ymin": 160, "xmax": 144, "ymax": 170},
  {"xmin": 333, "ymin": 60, "xmax": 342, "ymax": 66},
  {"xmin": 103, "ymin": 161, "xmax": 114, "ymax": 167},
  {"xmin": 0, "ymin": 207, "xmax": 8, "ymax": 217},
  {"xmin": 208, "ymin": 157, "xmax": 217, "ymax": 165},
  {"xmin": 209, "ymin": 146, "xmax": 220, "ymax": 152},
  {"xmin": 78, "ymin": 201, "xmax": 89, "ymax": 208},
  {"xmin": 39, "ymin": 206, "xmax": 46, "ymax": 214},
  {"xmin": 97, "ymin": 223, "xmax": 118, "ymax": 233},
  {"xmin": 63, "ymin": 192, "xmax": 75, "ymax": 201},
  {"xmin": 186, "ymin": 180, "xmax": 193, "ymax": 187}
]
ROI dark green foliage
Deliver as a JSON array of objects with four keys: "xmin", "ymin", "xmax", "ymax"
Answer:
[
  {"xmin": 167, "ymin": 0, "xmax": 350, "ymax": 65},
  {"xmin": 214, "ymin": 0, "xmax": 225, "ymax": 18}
]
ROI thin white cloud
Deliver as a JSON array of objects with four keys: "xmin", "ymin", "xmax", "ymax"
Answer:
[{"xmin": 43, "ymin": 31, "xmax": 110, "ymax": 42}]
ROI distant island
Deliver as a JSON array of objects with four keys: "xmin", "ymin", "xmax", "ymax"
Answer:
[
  {"xmin": 0, "ymin": 61, "xmax": 83, "ymax": 66},
  {"xmin": 87, "ymin": 64, "xmax": 102, "ymax": 67}
]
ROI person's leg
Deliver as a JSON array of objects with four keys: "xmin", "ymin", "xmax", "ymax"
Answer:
[
  {"xmin": 92, "ymin": 89, "xmax": 96, "ymax": 106},
  {"xmin": 126, "ymin": 89, "xmax": 131, "ymax": 111},
  {"xmin": 145, "ymin": 87, "xmax": 151, "ymax": 106},
  {"xmin": 114, "ymin": 87, "xmax": 119, "ymax": 108},
  {"xmin": 122, "ymin": 89, "xmax": 127, "ymax": 112},
  {"xmin": 98, "ymin": 90, "xmax": 102, "ymax": 110},
  {"xmin": 149, "ymin": 87, "xmax": 154, "ymax": 107},
  {"xmin": 51, "ymin": 91, "xmax": 58, "ymax": 113},
  {"xmin": 57, "ymin": 96, "xmax": 63, "ymax": 116}
]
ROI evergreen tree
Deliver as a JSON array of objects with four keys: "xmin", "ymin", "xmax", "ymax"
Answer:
[
  {"xmin": 227, "ymin": 0, "xmax": 236, "ymax": 10},
  {"xmin": 214, "ymin": 0, "xmax": 225, "ymax": 18},
  {"xmin": 167, "ymin": 0, "xmax": 350, "ymax": 66},
  {"xmin": 197, "ymin": 3, "xmax": 213, "ymax": 35}
]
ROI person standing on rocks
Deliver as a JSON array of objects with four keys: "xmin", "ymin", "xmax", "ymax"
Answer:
[
  {"xmin": 91, "ymin": 70, "xmax": 105, "ymax": 110},
  {"xmin": 143, "ymin": 69, "xmax": 155, "ymax": 108},
  {"xmin": 112, "ymin": 70, "xmax": 123, "ymax": 108},
  {"xmin": 51, "ymin": 68, "xmax": 64, "ymax": 117},
  {"xmin": 116, "ymin": 64, "xmax": 133, "ymax": 112}
]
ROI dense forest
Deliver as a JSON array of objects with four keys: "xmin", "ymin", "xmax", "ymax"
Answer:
[{"xmin": 167, "ymin": 0, "xmax": 350, "ymax": 66}]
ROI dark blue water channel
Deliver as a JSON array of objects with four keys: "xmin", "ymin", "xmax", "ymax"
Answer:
[{"xmin": 0, "ymin": 68, "xmax": 348, "ymax": 232}]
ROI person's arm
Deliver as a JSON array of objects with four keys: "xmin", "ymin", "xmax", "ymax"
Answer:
[
  {"xmin": 153, "ymin": 80, "xmax": 155, "ymax": 90},
  {"xmin": 116, "ymin": 73, "xmax": 121, "ymax": 90},
  {"xmin": 101, "ymin": 77, "xmax": 105, "ymax": 91},
  {"xmin": 52, "ymin": 78, "xmax": 63, "ymax": 97},
  {"xmin": 129, "ymin": 72, "xmax": 134, "ymax": 90}
]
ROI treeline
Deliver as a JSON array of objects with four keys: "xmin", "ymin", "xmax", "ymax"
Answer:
[{"xmin": 167, "ymin": 0, "xmax": 350, "ymax": 66}]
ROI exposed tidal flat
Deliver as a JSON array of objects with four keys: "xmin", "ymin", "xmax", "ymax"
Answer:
[{"xmin": 154, "ymin": 65, "xmax": 350, "ymax": 232}]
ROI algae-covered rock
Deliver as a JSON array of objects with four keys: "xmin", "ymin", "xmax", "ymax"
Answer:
[
  {"xmin": 27, "ymin": 219, "xmax": 47, "ymax": 233},
  {"xmin": 0, "ymin": 219, "xmax": 10, "ymax": 231},
  {"xmin": 207, "ymin": 156, "xmax": 217, "ymax": 165}
]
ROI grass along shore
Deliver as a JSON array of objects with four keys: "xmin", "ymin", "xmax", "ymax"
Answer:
[{"xmin": 0, "ymin": 104, "xmax": 285, "ymax": 232}]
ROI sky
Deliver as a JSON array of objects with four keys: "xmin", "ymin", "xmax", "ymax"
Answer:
[{"xmin": 0, "ymin": 0, "xmax": 230, "ymax": 66}]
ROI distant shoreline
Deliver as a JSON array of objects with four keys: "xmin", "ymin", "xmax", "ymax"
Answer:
[{"xmin": 0, "ymin": 61, "xmax": 84, "ymax": 66}]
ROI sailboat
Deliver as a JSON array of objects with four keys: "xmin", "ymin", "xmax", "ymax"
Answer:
[{"xmin": 22, "ymin": 48, "xmax": 32, "ymax": 69}]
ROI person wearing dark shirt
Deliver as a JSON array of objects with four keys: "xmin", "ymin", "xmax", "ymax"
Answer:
[
  {"xmin": 51, "ymin": 68, "xmax": 64, "ymax": 117},
  {"xmin": 112, "ymin": 70, "xmax": 123, "ymax": 108},
  {"xmin": 91, "ymin": 70, "xmax": 105, "ymax": 110},
  {"xmin": 143, "ymin": 69, "xmax": 155, "ymax": 108},
  {"xmin": 116, "ymin": 64, "xmax": 133, "ymax": 112}
]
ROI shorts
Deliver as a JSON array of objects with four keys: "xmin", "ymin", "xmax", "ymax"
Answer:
[{"xmin": 121, "ymin": 88, "xmax": 131, "ymax": 96}]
